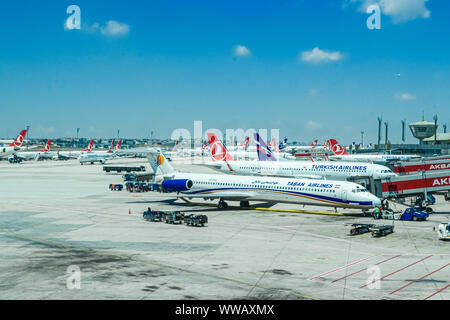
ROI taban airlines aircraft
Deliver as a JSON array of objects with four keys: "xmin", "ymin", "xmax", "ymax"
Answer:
[
  {"xmin": 326, "ymin": 139, "xmax": 421, "ymax": 164},
  {"xmin": 204, "ymin": 133, "xmax": 397, "ymax": 181},
  {"xmin": 15, "ymin": 139, "xmax": 53, "ymax": 161},
  {"xmin": 0, "ymin": 129, "xmax": 27, "ymax": 159},
  {"xmin": 146, "ymin": 148, "xmax": 381, "ymax": 210}
]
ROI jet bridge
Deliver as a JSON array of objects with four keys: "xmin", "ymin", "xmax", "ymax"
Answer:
[{"xmin": 374, "ymin": 170, "xmax": 450, "ymax": 200}]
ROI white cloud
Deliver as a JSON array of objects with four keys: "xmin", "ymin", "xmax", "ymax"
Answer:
[
  {"xmin": 395, "ymin": 92, "xmax": 416, "ymax": 101},
  {"xmin": 100, "ymin": 20, "xmax": 130, "ymax": 37},
  {"xmin": 300, "ymin": 47, "xmax": 343, "ymax": 64},
  {"xmin": 306, "ymin": 121, "xmax": 322, "ymax": 129},
  {"xmin": 233, "ymin": 45, "xmax": 251, "ymax": 57},
  {"xmin": 309, "ymin": 88, "xmax": 320, "ymax": 96},
  {"xmin": 346, "ymin": 0, "xmax": 431, "ymax": 23},
  {"xmin": 76, "ymin": 20, "xmax": 130, "ymax": 37}
]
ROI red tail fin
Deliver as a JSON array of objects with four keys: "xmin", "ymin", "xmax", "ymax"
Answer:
[
  {"xmin": 9, "ymin": 129, "xmax": 27, "ymax": 147},
  {"xmin": 270, "ymin": 138, "xmax": 281, "ymax": 153},
  {"xmin": 207, "ymin": 133, "xmax": 234, "ymax": 162},
  {"xmin": 39, "ymin": 139, "xmax": 52, "ymax": 152},
  {"xmin": 310, "ymin": 139, "xmax": 318, "ymax": 147},
  {"xmin": 171, "ymin": 140, "xmax": 179, "ymax": 153},
  {"xmin": 83, "ymin": 139, "xmax": 94, "ymax": 152},
  {"xmin": 327, "ymin": 139, "xmax": 349, "ymax": 155},
  {"xmin": 114, "ymin": 140, "xmax": 122, "ymax": 150}
]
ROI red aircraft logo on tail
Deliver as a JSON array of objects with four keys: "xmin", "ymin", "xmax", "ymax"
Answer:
[
  {"xmin": 207, "ymin": 133, "xmax": 234, "ymax": 162},
  {"xmin": 9, "ymin": 129, "xmax": 27, "ymax": 147},
  {"xmin": 327, "ymin": 139, "xmax": 349, "ymax": 155},
  {"xmin": 311, "ymin": 139, "xmax": 318, "ymax": 147},
  {"xmin": 107, "ymin": 139, "xmax": 116, "ymax": 153},
  {"xmin": 114, "ymin": 140, "xmax": 122, "ymax": 151},
  {"xmin": 83, "ymin": 140, "xmax": 94, "ymax": 152},
  {"xmin": 39, "ymin": 139, "xmax": 52, "ymax": 152},
  {"xmin": 268, "ymin": 138, "xmax": 281, "ymax": 153}
]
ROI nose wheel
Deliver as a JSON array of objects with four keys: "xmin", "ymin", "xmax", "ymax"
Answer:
[{"xmin": 218, "ymin": 199, "xmax": 228, "ymax": 210}]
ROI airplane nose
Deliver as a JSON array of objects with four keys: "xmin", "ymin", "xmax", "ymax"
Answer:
[{"xmin": 372, "ymin": 197, "xmax": 382, "ymax": 207}]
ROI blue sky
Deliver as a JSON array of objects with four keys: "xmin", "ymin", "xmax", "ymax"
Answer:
[{"xmin": 0, "ymin": 0, "xmax": 449, "ymax": 144}]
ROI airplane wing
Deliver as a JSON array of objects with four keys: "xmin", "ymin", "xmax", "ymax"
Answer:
[{"xmin": 180, "ymin": 191, "xmax": 256, "ymax": 200}]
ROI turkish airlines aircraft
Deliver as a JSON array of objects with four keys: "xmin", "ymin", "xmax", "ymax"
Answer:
[
  {"xmin": 145, "ymin": 148, "xmax": 381, "ymax": 210},
  {"xmin": 205, "ymin": 133, "xmax": 396, "ymax": 181},
  {"xmin": 54, "ymin": 139, "xmax": 94, "ymax": 160},
  {"xmin": 326, "ymin": 139, "xmax": 421, "ymax": 164},
  {"xmin": 15, "ymin": 139, "xmax": 53, "ymax": 161},
  {"xmin": 207, "ymin": 133, "xmax": 259, "ymax": 161},
  {"xmin": 0, "ymin": 129, "xmax": 27, "ymax": 159}
]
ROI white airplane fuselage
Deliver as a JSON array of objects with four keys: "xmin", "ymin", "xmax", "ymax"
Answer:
[{"xmin": 160, "ymin": 172, "xmax": 381, "ymax": 209}]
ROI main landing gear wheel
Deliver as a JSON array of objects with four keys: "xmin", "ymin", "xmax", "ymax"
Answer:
[
  {"xmin": 240, "ymin": 201, "xmax": 250, "ymax": 208},
  {"xmin": 218, "ymin": 199, "xmax": 228, "ymax": 210}
]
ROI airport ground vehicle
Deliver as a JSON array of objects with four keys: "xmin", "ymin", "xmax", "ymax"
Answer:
[
  {"xmin": 184, "ymin": 214, "xmax": 208, "ymax": 227},
  {"xmin": 371, "ymin": 225, "xmax": 394, "ymax": 237},
  {"xmin": 126, "ymin": 182, "xmax": 150, "ymax": 192},
  {"xmin": 164, "ymin": 211, "xmax": 184, "ymax": 224},
  {"xmin": 372, "ymin": 206, "xmax": 428, "ymax": 221},
  {"xmin": 142, "ymin": 208, "xmax": 164, "ymax": 222},
  {"xmin": 437, "ymin": 223, "xmax": 450, "ymax": 240},
  {"xmin": 109, "ymin": 184, "xmax": 123, "ymax": 191},
  {"xmin": 349, "ymin": 223, "xmax": 376, "ymax": 236},
  {"xmin": 103, "ymin": 165, "xmax": 146, "ymax": 173}
]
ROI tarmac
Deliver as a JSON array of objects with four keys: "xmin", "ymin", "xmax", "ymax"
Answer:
[{"xmin": 0, "ymin": 157, "xmax": 449, "ymax": 300}]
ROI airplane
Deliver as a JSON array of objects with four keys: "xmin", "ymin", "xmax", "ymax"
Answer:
[
  {"xmin": 145, "ymin": 148, "xmax": 382, "ymax": 211},
  {"xmin": 54, "ymin": 139, "xmax": 95, "ymax": 160},
  {"xmin": 79, "ymin": 139, "xmax": 123, "ymax": 164},
  {"xmin": 79, "ymin": 152, "xmax": 116, "ymax": 165},
  {"xmin": 207, "ymin": 133, "xmax": 260, "ymax": 161},
  {"xmin": 279, "ymin": 138, "xmax": 328, "ymax": 153},
  {"xmin": 204, "ymin": 133, "xmax": 397, "ymax": 181},
  {"xmin": 164, "ymin": 139, "xmax": 209, "ymax": 159},
  {"xmin": 0, "ymin": 129, "xmax": 28, "ymax": 160},
  {"xmin": 326, "ymin": 139, "xmax": 421, "ymax": 164},
  {"xmin": 14, "ymin": 139, "xmax": 53, "ymax": 161}
]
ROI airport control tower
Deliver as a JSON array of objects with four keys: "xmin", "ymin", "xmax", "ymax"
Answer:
[{"xmin": 409, "ymin": 119, "xmax": 437, "ymax": 144}]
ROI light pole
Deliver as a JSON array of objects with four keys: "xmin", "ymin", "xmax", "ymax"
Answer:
[
  {"xmin": 384, "ymin": 121, "xmax": 389, "ymax": 151},
  {"xmin": 401, "ymin": 120, "xmax": 406, "ymax": 144},
  {"xmin": 76, "ymin": 128, "xmax": 80, "ymax": 148},
  {"xmin": 26, "ymin": 125, "xmax": 30, "ymax": 147},
  {"xmin": 377, "ymin": 116, "xmax": 382, "ymax": 149},
  {"xmin": 361, "ymin": 131, "xmax": 364, "ymax": 148},
  {"xmin": 433, "ymin": 115, "xmax": 438, "ymax": 145}
]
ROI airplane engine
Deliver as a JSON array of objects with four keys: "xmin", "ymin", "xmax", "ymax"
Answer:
[{"xmin": 161, "ymin": 179, "xmax": 193, "ymax": 192}]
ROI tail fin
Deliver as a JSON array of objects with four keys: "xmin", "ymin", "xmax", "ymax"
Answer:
[
  {"xmin": 254, "ymin": 133, "xmax": 277, "ymax": 161},
  {"xmin": 9, "ymin": 129, "xmax": 27, "ymax": 147},
  {"xmin": 107, "ymin": 139, "xmax": 115, "ymax": 153},
  {"xmin": 201, "ymin": 141, "xmax": 207, "ymax": 150},
  {"xmin": 171, "ymin": 140, "xmax": 179, "ymax": 153},
  {"xmin": 327, "ymin": 139, "xmax": 349, "ymax": 155},
  {"xmin": 146, "ymin": 149, "xmax": 176, "ymax": 175},
  {"xmin": 39, "ymin": 139, "xmax": 52, "ymax": 152},
  {"xmin": 278, "ymin": 137, "xmax": 288, "ymax": 150},
  {"xmin": 206, "ymin": 133, "xmax": 234, "ymax": 162},
  {"xmin": 239, "ymin": 137, "xmax": 250, "ymax": 150},
  {"xmin": 83, "ymin": 140, "xmax": 94, "ymax": 152},
  {"xmin": 114, "ymin": 140, "xmax": 122, "ymax": 151},
  {"xmin": 269, "ymin": 138, "xmax": 281, "ymax": 153},
  {"xmin": 310, "ymin": 139, "xmax": 318, "ymax": 147}
]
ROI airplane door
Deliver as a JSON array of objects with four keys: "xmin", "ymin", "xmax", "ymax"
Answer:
[{"xmin": 341, "ymin": 189, "xmax": 348, "ymax": 201}]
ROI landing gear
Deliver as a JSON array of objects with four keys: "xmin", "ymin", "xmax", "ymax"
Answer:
[
  {"xmin": 240, "ymin": 201, "xmax": 250, "ymax": 208},
  {"xmin": 218, "ymin": 199, "xmax": 228, "ymax": 210}
]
